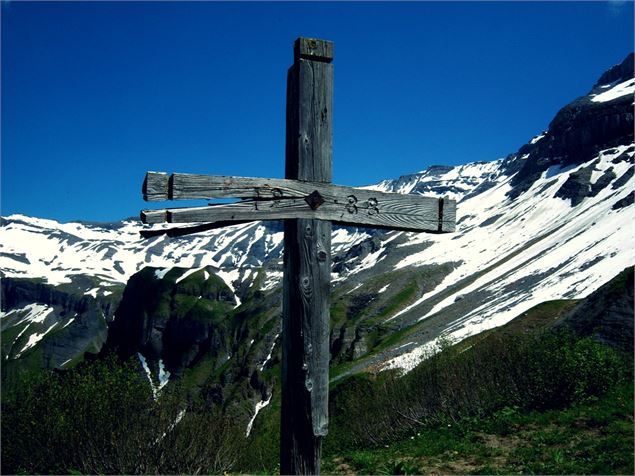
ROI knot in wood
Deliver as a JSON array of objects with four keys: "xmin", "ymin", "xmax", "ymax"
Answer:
[
  {"xmin": 300, "ymin": 276, "xmax": 312, "ymax": 297},
  {"xmin": 317, "ymin": 249, "xmax": 327, "ymax": 262},
  {"xmin": 272, "ymin": 188, "xmax": 283, "ymax": 198}
]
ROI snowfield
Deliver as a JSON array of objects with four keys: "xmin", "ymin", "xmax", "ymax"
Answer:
[{"xmin": 1, "ymin": 146, "xmax": 633, "ymax": 374}]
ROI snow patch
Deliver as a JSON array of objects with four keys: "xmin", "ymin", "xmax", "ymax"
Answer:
[
  {"xmin": 260, "ymin": 270, "xmax": 283, "ymax": 292},
  {"xmin": 138, "ymin": 353, "xmax": 170, "ymax": 399},
  {"xmin": 15, "ymin": 320, "xmax": 59, "ymax": 358},
  {"xmin": 154, "ymin": 268, "xmax": 171, "ymax": 280},
  {"xmin": 591, "ymin": 78, "xmax": 635, "ymax": 103},
  {"xmin": 246, "ymin": 394, "xmax": 272, "ymax": 437},
  {"xmin": 530, "ymin": 132, "xmax": 546, "ymax": 144},
  {"xmin": 260, "ymin": 333, "xmax": 280, "ymax": 371},
  {"xmin": 382, "ymin": 338, "xmax": 441, "ymax": 374}
]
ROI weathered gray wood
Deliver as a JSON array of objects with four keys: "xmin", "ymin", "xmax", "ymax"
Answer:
[
  {"xmin": 140, "ymin": 195, "xmax": 455, "ymax": 233},
  {"xmin": 294, "ymin": 37, "xmax": 333, "ymax": 63},
  {"xmin": 139, "ymin": 220, "xmax": 251, "ymax": 239},
  {"xmin": 146, "ymin": 171, "xmax": 448, "ymax": 203},
  {"xmin": 440, "ymin": 198, "xmax": 457, "ymax": 233},
  {"xmin": 137, "ymin": 37, "xmax": 458, "ymax": 476},
  {"xmin": 141, "ymin": 209, "xmax": 167, "ymax": 223},
  {"xmin": 142, "ymin": 172, "xmax": 169, "ymax": 201},
  {"xmin": 281, "ymin": 38, "xmax": 332, "ymax": 476}
]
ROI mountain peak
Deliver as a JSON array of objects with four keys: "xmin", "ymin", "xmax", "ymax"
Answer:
[{"xmin": 593, "ymin": 52, "xmax": 634, "ymax": 89}]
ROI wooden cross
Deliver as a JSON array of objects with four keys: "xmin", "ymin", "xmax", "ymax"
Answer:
[{"xmin": 140, "ymin": 37, "xmax": 456, "ymax": 475}]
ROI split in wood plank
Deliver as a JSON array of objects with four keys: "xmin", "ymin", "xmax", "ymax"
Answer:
[{"xmin": 142, "ymin": 172, "xmax": 456, "ymax": 233}]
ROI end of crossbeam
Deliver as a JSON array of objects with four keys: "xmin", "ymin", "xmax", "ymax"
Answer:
[
  {"xmin": 294, "ymin": 37, "xmax": 333, "ymax": 63},
  {"xmin": 143, "ymin": 171, "xmax": 170, "ymax": 201},
  {"xmin": 141, "ymin": 209, "xmax": 167, "ymax": 224},
  {"xmin": 439, "ymin": 198, "xmax": 457, "ymax": 233}
]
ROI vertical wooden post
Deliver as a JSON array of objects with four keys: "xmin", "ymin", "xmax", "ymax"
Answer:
[{"xmin": 281, "ymin": 37, "xmax": 333, "ymax": 475}]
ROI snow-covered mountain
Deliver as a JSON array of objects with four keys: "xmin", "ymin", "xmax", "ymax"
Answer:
[{"xmin": 1, "ymin": 54, "xmax": 633, "ymax": 384}]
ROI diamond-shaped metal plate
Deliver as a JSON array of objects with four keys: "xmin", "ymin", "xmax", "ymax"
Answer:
[{"xmin": 305, "ymin": 190, "xmax": 326, "ymax": 210}]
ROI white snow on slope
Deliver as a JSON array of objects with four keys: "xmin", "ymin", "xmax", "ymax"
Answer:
[
  {"xmin": 16, "ymin": 321, "xmax": 59, "ymax": 358},
  {"xmin": 0, "ymin": 219, "xmax": 272, "ymax": 287},
  {"xmin": 246, "ymin": 394, "xmax": 272, "ymax": 437},
  {"xmin": 591, "ymin": 78, "xmax": 635, "ymax": 103},
  {"xmin": 382, "ymin": 338, "xmax": 442, "ymax": 374},
  {"xmin": 154, "ymin": 268, "xmax": 171, "ymax": 280},
  {"xmin": 530, "ymin": 132, "xmax": 546, "ymax": 144},
  {"xmin": 364, "ymin": 161, "xmax": 503, "ymax": 202},
  {"xmin": 382, "ymin": 144, "xmax": 634, "ymax": 372},
  {"xmin": 260, "ymin": 332, "xmax": 280, "ymax": 371},
  {"xmin": 1, "ymin": 303, "xmax": 57, "ymax": 357},
  {"xmin": 138, "ymin": 353, "xmax": 171, "ymax": 399},
  {"xmin": 260, "ymin": 270, "xmax": 283, "ymax": 292},
  {"xmin": 1, "ymin": 128, "xmax": 633, "ymax": 377}
]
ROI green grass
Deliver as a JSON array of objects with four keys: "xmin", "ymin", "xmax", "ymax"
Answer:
[
  {"xmin": 373, "ymin": 282, "xmax": 418, "ymax": 322},
  {"xmin": 179, "ymin": 354, "xmax": 219, "ymax": 391},
  {"xmin": 323, "ymin": 383, "xmax": 634, "ymax": 475}
]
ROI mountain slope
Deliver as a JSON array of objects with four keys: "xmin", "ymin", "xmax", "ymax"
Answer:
[{"xmin": 1, "ymin": 54, "xmax": 633, "ymax": 405}]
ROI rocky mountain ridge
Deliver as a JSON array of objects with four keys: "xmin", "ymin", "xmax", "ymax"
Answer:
[{"xmin": 1, "ymin": 54, "xmax": 633, "ymax": 425}]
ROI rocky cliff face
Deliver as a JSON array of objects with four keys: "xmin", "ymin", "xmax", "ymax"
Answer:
[
  {"xmin": 1, "ymin": 54, "xmax": 633, "ymax": 419},
  {"xmin": 508, "ymin": 53, "xmax": 634, "ymax": 199},
  {"xmin": 0, "ymin": 277, "xmax": 121, "ymax": 380},
  {"xmin": 104, "ymin": 266, "xmax": 237, "ymax": 377}
]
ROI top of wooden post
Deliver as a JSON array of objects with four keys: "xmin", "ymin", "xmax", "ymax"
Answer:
[{"xmin": 294, "ymin": 37, "xmax": 333, "ymax": 63}]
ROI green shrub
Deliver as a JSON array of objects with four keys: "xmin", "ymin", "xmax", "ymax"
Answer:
[
  {"xmin": 1, "ymin": 355, "xmax": 244, "ymax": 475},
  {"xmin": 326, "ymin": 330, "xmax": 632, "ymax": 452}
]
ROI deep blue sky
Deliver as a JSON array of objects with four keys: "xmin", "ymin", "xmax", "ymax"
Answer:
[{"xmin": 2, "ymin": 1, "xmax": 633, "ymax": 223}]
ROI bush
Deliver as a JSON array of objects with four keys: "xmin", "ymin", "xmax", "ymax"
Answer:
[
  {"xmin": 326, "ymin": 331, "xmax": 632, "ymax": 451},
  {"xmin": 1, "ymin": 355, "xmax": 244, "ymax": 475}
]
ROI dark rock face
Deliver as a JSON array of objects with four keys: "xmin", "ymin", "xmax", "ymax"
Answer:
[
  {"xmin": 0, "ymin": 277, "xmax": 116, "ymax": 372},
  {"xmin": 554, "ymin": 161, "xmax": 596, "ymax": 206},
  {"xmin": 555, "ymin": 267, "xmax": 634, "ymax": 352},
  {"xmin": 590, "ymin": 167, "xmax": 617, "ymax": 197},
  {"xmin": 594, "ymin": 53, "xmax": 634, "ymax": 88},
  {"xmin": 332, "ymin": 236, "xmax": 382, "ymax": 274},
  {"xmin": 612, "ymin": 165, "xmax": 634, "ymax": 189},
  {"xmin": 104, "ymin": 266, "xmax": 236, "ymax": 377},
  {"xmin": 507, "ymin": 53, "xmax": 634, "ymax": 200},
  {"xmin": 612, "ymin": 193, "xmax": 634, "ymax": 210}
]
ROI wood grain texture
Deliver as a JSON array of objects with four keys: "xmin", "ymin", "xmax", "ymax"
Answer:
[
  {"xmin": 142, "ymin": 174, "xmax": 456, "ymax": 232},
  {"xmin": 294, "ymin": 37, "xmax": 333, "ymax": 63},
  {"xmin": 140, "ymin": 195, "xmax": 454, "ymax": 233},
  {"xmin": 281, "ymin": 38, "xmax": 333, "ymax": 476},
  {"xmin": 142, "ymin": 172, "xmax": 169, "ymax": 201},
  {"xmin": 140, "ymin": 209, "xmax": 167, "ymax": 223},
  {"xmin": 441, "ymin": 198, "xmax": 457, "ymax": 232},
  {"xmin": 137, "ymin": 37, "xmax": 458, "ymax": 476},
  {"xmin": 281, "ymin": 218, "xmax": 331, "ymax": 474}
]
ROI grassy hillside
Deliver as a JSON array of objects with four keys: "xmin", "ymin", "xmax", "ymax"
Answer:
[
  {"xmin": 323, "ymin": 382, "xmax": 633, "ymax": 475},
  {"xmin": 2, "ymin": 288, "xmax": 632, "ymax": 475}
]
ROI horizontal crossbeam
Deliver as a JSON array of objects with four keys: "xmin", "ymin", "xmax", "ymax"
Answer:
[{"xmin": 142, "ymin": 172, "xmax": 456, "ymax": 233}]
